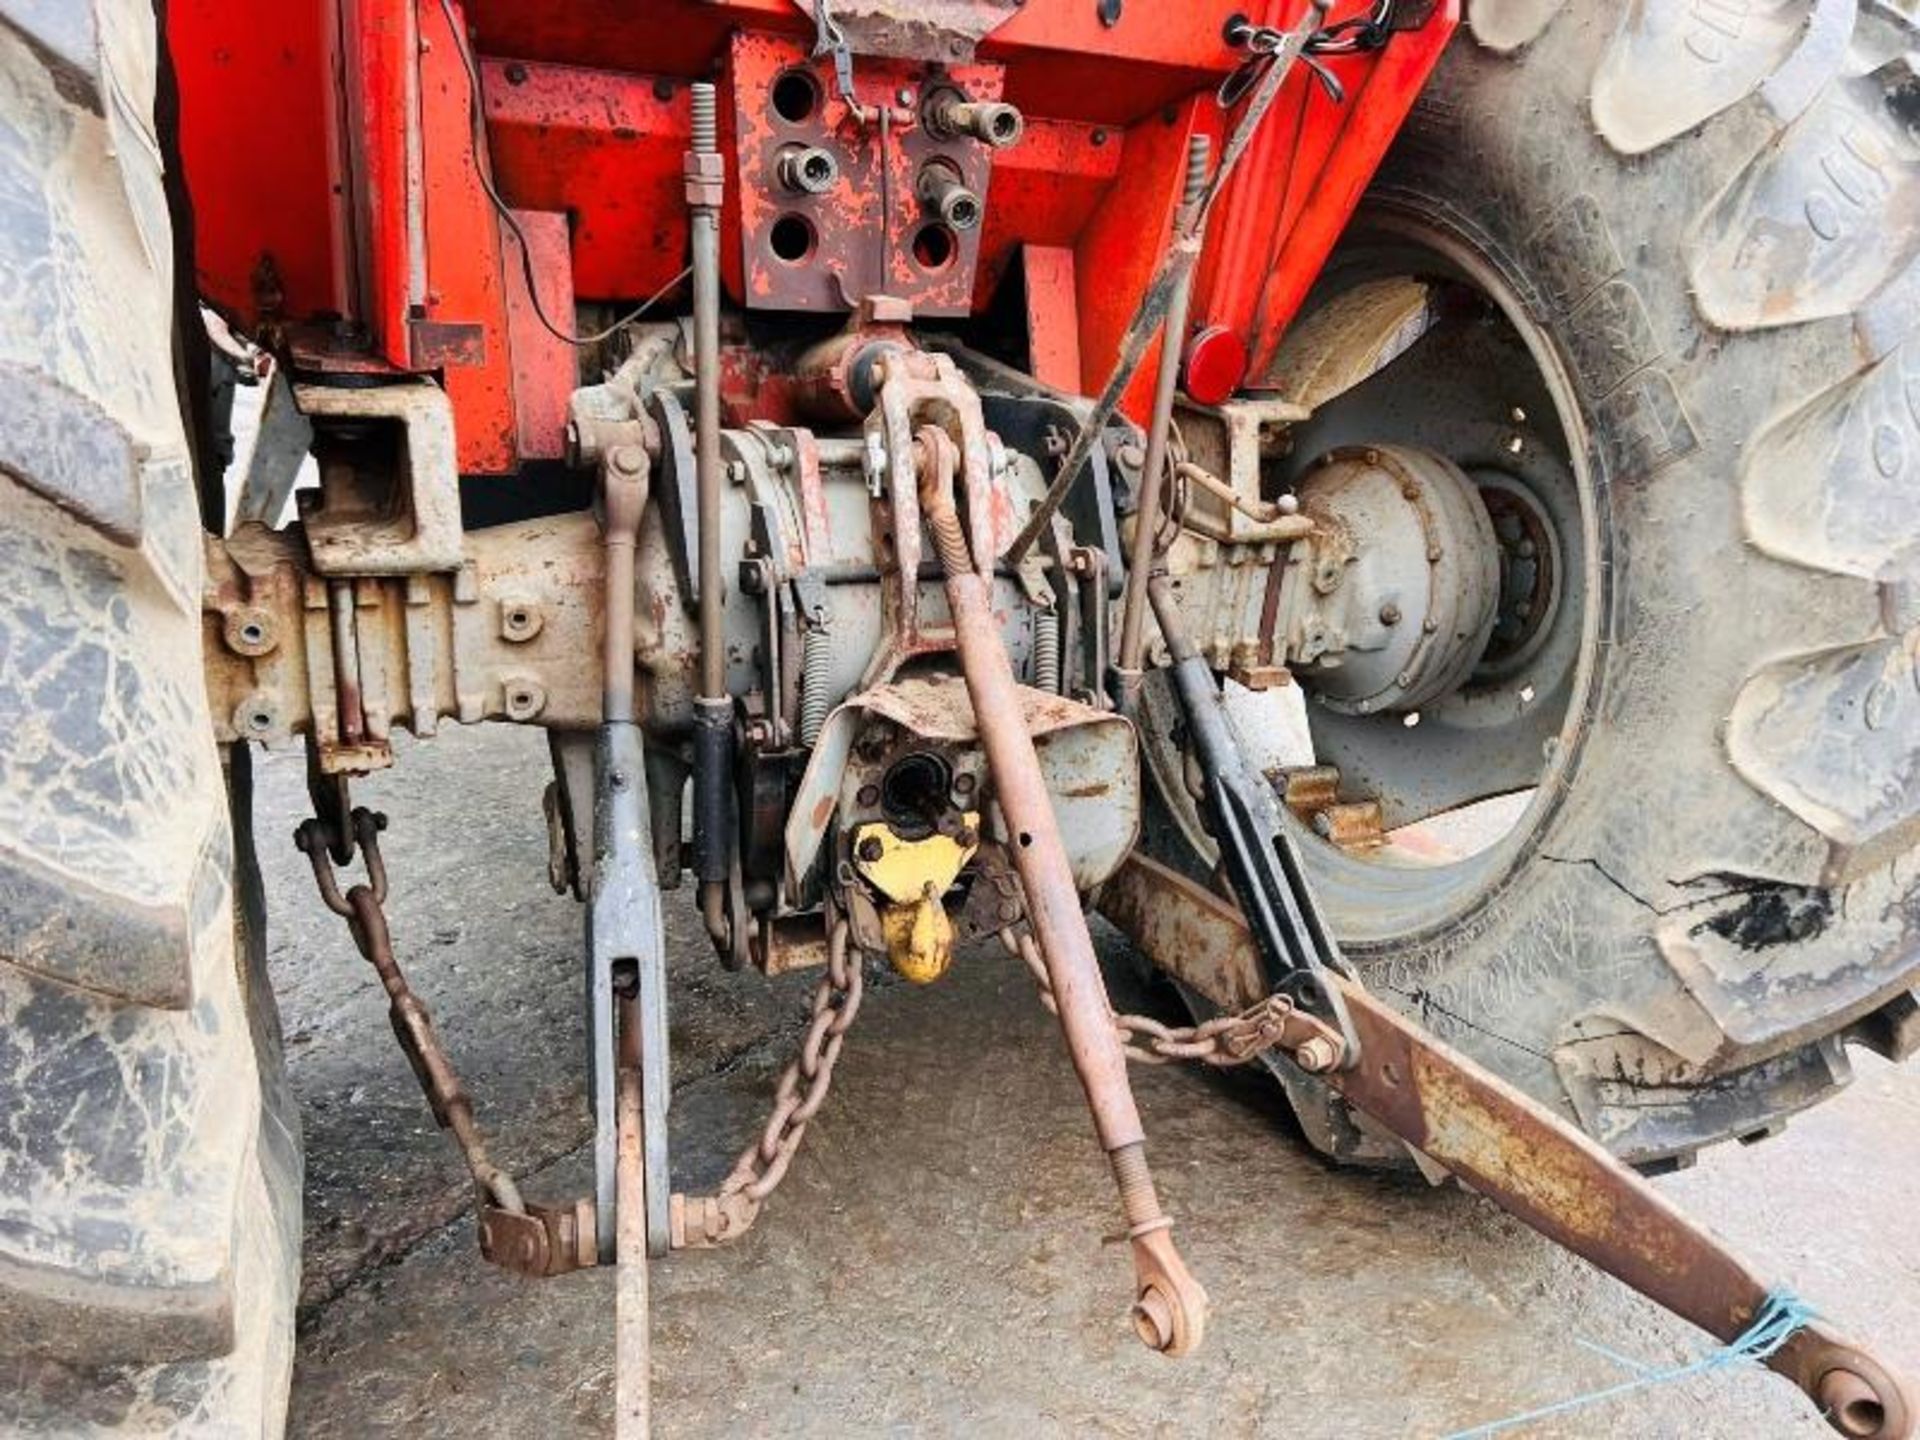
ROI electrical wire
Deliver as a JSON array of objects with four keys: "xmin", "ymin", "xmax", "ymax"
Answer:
[{"xmin": 435, "ymin": 0, "xmax": 691, "ymax": 347}]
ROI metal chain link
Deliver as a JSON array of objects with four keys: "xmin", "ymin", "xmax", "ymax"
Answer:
[
  {"xmin": 1002, "ymin": 927, "xmax": 1305, "ymax": 1068},
  {"xmin": 672, "ymin": 914, "xmax": 863, "ymax": 1247},
  {"xmin": 295, "ymin": 808, "xmax": 526, "ymax": 1215}
]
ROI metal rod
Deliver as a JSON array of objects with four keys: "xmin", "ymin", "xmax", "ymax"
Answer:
[
  {"xmin": 689, "ymin": 83, "xmax": 724, "ymax": 703},
  {"xmin": 686, "ymin": 82, "xmax": 735, "ymax": 930},
  {"xmin": 1113, "ymin": 135, "xmax": 1209, "ymax": 703},
  {"xmin": 601, "ymin": 447, "xmax": 649, "ymax": 725},
  {"xmin": 327, "ymin": 579, "xmax": 367, "ymax": 745},
  {"xmin": 1003, "ymin": 1, "xmax": 1324, "ymax": 569},
  {"xmin": 914, "ymin": 424, "xmax": 1208, "ymax": 1356},
  {"xmin": 614, "ymin": 994, "xmax": 650, "ymax": 1439}
]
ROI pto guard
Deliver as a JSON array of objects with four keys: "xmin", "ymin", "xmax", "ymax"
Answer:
[{"xmin": 782, "ymin": 674, "xmax": 1139, "ymax": 902}]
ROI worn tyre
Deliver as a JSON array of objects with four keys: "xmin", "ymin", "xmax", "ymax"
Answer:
[
  {"xmin": 0, "ymin": 4, "xmax": 299, "ymax": 1433},
  {"xmin": 1141, "ymin": 1, "xmax": 1920, "ymax": 1166}
]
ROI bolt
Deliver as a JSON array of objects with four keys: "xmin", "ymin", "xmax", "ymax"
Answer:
[
  {"xmin": 1311, "ymin": 812, "xmax": 1334, "ymax": 838},
  {"xmin": 499, "ymin": 599, "xmax": 543, "ymax": 642},
  {"xmin": 856, "ymin": 784, "xmax": 880, "ymax": 807},
  {"xmin": 1401, "ymin": 482, "xmax": 1421, "ymax": 501},
  {"xmin": 1516, "ymin": 539, "xmax": 1536, "ymax": 559},
  {"xmin": 857, "ymin": 835, "xmax": 885, "ymax": 863},
  {"xmin": 1396, "ymin": 670, "xmax": 1415, "ymax": 688},
  {"xmin": 1423, "ymin": 618, "xmax": 1439, "ymax": 633},
  {"xmin": 609, "ymin": 444, "xmax": 646, "ymax": 476},
  {"xmin": 1378, "ymin": 602, "xmax": 1402, "ymax": 626},
  {"xmin": 953, "ymin": 772, "xmax": 978, "ymax": 795},
  {"xmin": 1427, "ymin": 545, "xmax": 1443, "ymax": 563},
  {"xmin": 610, "ymin": 769, "xmax": 630, "ymax": 791},
  {"xmin": 1294, "ymin": 1036, "xmax": 1339, "ymax": 1073},
  {"xmin": 1364, "ymin": 448, "xmax": 1381, "ymax": 466}
]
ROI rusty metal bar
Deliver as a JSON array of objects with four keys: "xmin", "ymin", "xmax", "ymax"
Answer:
[
  {"xmin": 913, "ymin": 421, "xmax": 1207, "ymax": 1356},
  {"xmin": 327, "ymin": 578, "xmax": 368, "ymax": 745},
  {"xmin": 1113, "ymin": 135, "xmax": 1209, "ymax": 705},
  {"xmin": 614, "ymin": 992, "xmax": 650, "ymax": 1439},
  {"xmin": 1101, "ymin": 852, "xmax": 1915, "ymax": 1440}
]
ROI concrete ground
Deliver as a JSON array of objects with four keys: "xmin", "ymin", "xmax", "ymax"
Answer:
[{"xmin": 261, "ymin": 725, "xmax": 1920, "ymax": 1439}]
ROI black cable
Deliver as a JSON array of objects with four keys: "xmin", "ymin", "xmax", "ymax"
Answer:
[
  {"xmin": 435, "ymin": 0, "xmax": 691, "ymax": 347},
  {"xmin": 1221, "ymin": 1, "xmax": 1397, "ymax": 107}
]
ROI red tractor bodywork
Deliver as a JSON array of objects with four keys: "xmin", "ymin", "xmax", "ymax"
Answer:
[{"xmin": 166, "ymin": 0, "xmax": 1455, "ymax": 474}]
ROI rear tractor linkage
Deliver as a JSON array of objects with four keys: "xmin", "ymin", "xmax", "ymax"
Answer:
[
  {"xmin": 287, "ymin": 346, "xmax": 1911, "ymax": 1436},
  {"xmin": 238, "ymin": 70, "xmax": 1915, "ymax": 1440}
]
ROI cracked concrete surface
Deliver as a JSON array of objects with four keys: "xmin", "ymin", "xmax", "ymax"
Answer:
[{"xmin": 263, "ymin": 726, "xmax": 1920, "ymax": 1438}]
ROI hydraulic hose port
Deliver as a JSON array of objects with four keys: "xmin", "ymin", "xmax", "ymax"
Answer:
[
  {"xmin": 976, "ymin": 103, "xmax": 1024, "ymax": 147},
  {"xmin": 923, "ymin": 88, "xmax": 1026, "ymax": 148},
  {"xmin": 917, "ymin": 160, "xmax": 982, "ymax": 231},
  {"xmin": 775, "ymin": 144, "xmax": 839, "ymax": 195},
  {"xmin": 769, "ymin": 67, "xmax": 821, "ymax": 124},
  {"xmin": 880, "ymin": 751, "xmax": 953, "ymax": 839}
]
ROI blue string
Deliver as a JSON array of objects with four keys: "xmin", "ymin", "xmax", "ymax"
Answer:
[{"xmin": 1442, "ymin": 1290, "xmax": 1819, "ymax": 1439}]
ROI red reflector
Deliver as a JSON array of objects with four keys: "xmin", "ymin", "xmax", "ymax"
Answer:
[{"xmin": 1181, "ymin": 325, "xmax": 1249, "ymax": 408}]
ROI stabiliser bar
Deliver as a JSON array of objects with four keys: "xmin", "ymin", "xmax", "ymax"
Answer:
[
  {"xmin": 1144, "ymin": 575, "xmax": 1359, "ymax": 1058},
  {"xmin": 1100, "ymin": 853, "xmax": 1915, "ymax": 1440}
]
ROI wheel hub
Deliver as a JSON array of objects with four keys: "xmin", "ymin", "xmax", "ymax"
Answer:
[{"xmin": 1291, "ymin": 444, "xmax": 1501, "ymax": 716}]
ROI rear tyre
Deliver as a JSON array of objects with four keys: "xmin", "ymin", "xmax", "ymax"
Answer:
[
  {"xmin": 1141, "ymin": 1, "xmax": 1920, "ymax": 1166},
  {"xmin": 0, "ymin": 4, "xmax": 299, "ymax": 1432}
]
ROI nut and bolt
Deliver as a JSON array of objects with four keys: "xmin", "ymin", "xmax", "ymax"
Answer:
[
  {"xmin": 1378, "ymin": 602, "xmax": 1402, "ymax": 626},
  {"xmin": 225, "ymin": 608, "xmax": 279, "ymax": 656},
  {"xmin": 1293, "ymin": 1036, "xmax": 1340, "ymax": 1074},
  {"xmin": 503, "ymin": 677, "xmax": 548, "ymax": 721},
  {"xmin": 499, "ymin": 599, "xmax": 543, "ymax": 643}
]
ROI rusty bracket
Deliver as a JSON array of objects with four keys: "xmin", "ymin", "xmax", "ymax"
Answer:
[
  {"xmin": 479, "ymin": 1198, "xmax": 599, "ymax": 1278},
  {"xmin": 1100, "ymin": 852, "xmax": 1916, "ymax": 1440}
]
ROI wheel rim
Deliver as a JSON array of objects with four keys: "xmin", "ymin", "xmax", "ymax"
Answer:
[{"xmin": 1144, "ymin": 206, "xmax": 1607, "ymax": 948}]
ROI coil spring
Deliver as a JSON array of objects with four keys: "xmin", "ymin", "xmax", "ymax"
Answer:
[
  {"xmin": 1033, "ymin": 605, "xmax": 1061, "ymax": 694},
  {"xmin": 799, "ymin": 622, "xmax": 833, "ymax": 747}
]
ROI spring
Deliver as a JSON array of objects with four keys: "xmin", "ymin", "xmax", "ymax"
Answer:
[
  {"xmin": 1033, "ymin": 605, "xmax": 1061, "ymax": 694},
  {"xmin": 799, "ymin": 622, "xmax": 833, "ymax": 747}
]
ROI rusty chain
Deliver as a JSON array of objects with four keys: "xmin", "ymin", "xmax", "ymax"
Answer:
[
  {"xmin": 1002, "ymin": 926, "xmax": 1340, "ymax": 1072},
  {"xmin": 670, "ymin": 912, "xmax": 864, "ymax": 1248},
  {"xmin": 294, "ymin": 807, "xmax": 528, "ymax": 1216},
  {"xmin": 296, "ymin": 807, "xmax": 1301, "ymax": 1265}
]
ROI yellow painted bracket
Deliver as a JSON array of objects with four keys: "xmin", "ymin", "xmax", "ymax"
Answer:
[{"xmin": 851, "ymin": 814, "xmax": 980, "ymax": 983}]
